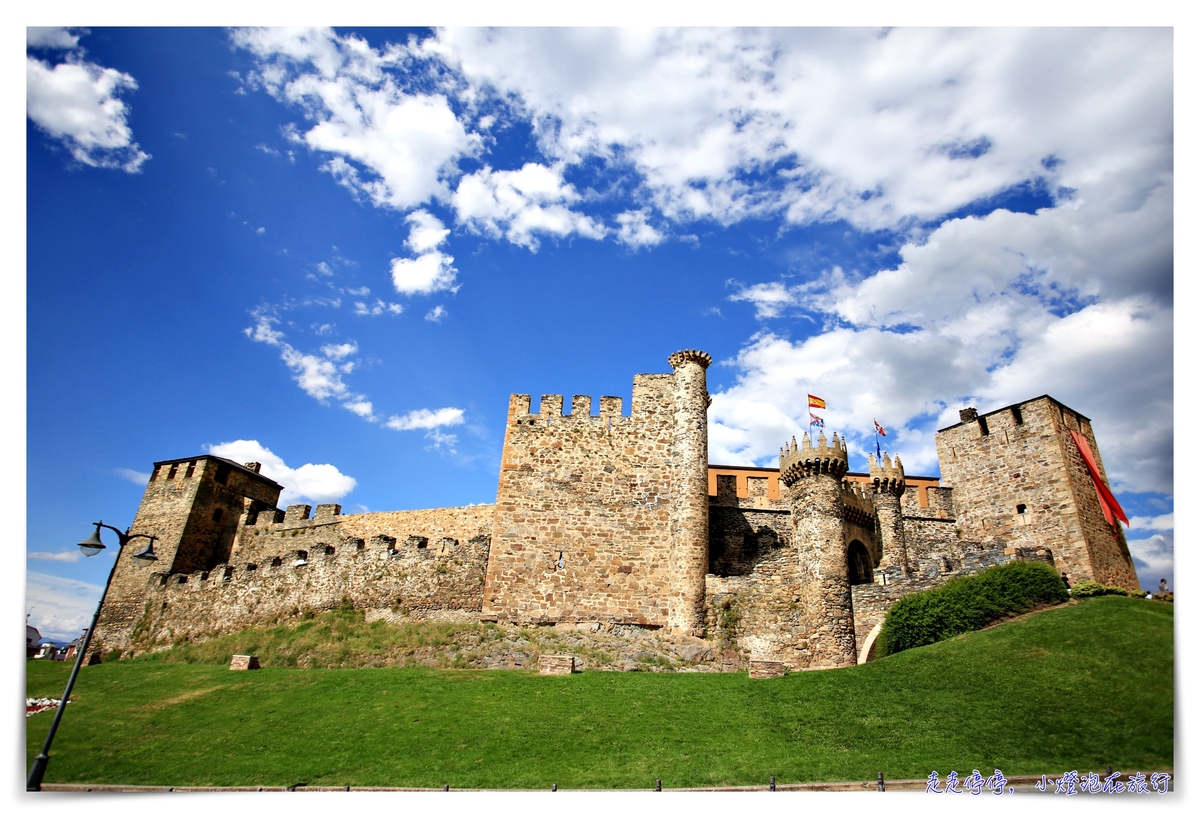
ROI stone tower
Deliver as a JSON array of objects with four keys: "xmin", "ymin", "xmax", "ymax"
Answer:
[
  {"xmin": 868, "ymin": 451, "xmax": 909, "ymax": 572},
  {"xmin": 936, "ymin": 396, "xmax": 1139, "ymax": 591},
  {"xmin": 667, "ymin": 348, "xmax": 712, "ymax": 635},
  {"xmin": 779, "ymin": 431, "xmax": 857, "ymax": 669},
  {"xmin": 91, "ymin": 455, "xmax": 282, "ymax": 656}
]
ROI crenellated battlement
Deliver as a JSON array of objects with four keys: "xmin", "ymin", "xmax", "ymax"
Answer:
[
  {"xmin": 667, "ymin": 348, "xmax": 713, "ymax": 371},
  {"xmin": 779, "ymin": 430, "xmax": 849, "ymax": 485},
  {"xmin": 868, "ymin": 451, "xmax": 906, "ymax": 495},
  {"xmin": 840, "ymin": 480, "xmax": 877, "ymax": 524}
]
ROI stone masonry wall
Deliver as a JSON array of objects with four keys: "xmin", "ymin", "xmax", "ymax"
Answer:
[
  {"xmin": 936, "ymin": 396, "xmax": 1138, "ymax": 590},
  {"xmin": 128, "ymin": 504, "xmax": 493, "ymax": 651},
  {"xmin": 483, "ymin": 376, "xmax": 679, "ymax": 626},
  {"xmin": 93, "ymin": 456, "xmax": 282, "ymax": 655}
]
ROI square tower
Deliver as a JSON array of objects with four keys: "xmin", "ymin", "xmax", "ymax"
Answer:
[
  {"xmin": 935, "ymin": 396, "xmax": 1139, "ymax": 590},
  {"xmin": 92, "ymin": 456, "xmax": 282, "ymax": 655}
]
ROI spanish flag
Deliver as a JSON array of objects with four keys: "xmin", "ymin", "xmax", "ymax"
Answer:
[{"xmin": 808, "ymin": 394, "xmax": 826, "ymax": 409}]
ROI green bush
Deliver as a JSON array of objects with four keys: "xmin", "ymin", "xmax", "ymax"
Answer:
[
  {"xmin": 879, "ymin": 560, "xmax": 1068, "ymax": 656},
  {"xmin": 1071, "ymin": 580, "xmax": 1134, "ymax": 599}
]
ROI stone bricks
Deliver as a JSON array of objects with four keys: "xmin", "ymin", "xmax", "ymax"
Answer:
[
  {"xmin": 91, "ymin": 358, "xmax": 1133, "ymax": 674},
  {"xmin": 748, "ymin": 660, "xmax": 785, "ymax": 679},
  {"xmin": 229, "ymin": 654, "xmax": 260, "ymax": 670},
  {"xmin": 538, "ymin": 654, "xmax": 577, "ymax": 675}
]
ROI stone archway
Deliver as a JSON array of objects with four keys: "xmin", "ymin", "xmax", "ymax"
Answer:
[{"xmin": 847, "ymin": 540, "xmax": 873, "ymax": 585}]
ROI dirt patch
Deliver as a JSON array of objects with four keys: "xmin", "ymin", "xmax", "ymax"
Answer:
[{"xmin": 143, "ymin": 686, "xmax": 226, "ymax": 710}]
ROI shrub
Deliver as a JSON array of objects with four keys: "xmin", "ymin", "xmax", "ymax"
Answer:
[
  {"xmin": 879, "ymin": 561, "xmax": 1068, "ymax": 656},
  {"xmin": 1071, "ymin": 580, "xmax": 1134, "ymax": 599}
]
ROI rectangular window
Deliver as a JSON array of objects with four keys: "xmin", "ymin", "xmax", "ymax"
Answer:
[
  {"xmin": 978, "ymin": 416, "xmax": 990, "ymax": 436},
  {"xmin": 214, "ymin": 463, "xmax": 231, "ymax": 484},
  {"xmin": 1011, "ymin": 405, "xmax": 1023, "ymax": 425}
]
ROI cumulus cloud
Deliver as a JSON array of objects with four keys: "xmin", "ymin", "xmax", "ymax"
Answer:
[
  {"xmin": 353, "ymin": 299, "xmax": 403, "ymax": 316},
  {"xmin": 27, "ymin": 29, "xmax": 150, "ymax": 172},
  {"xmin": 231, "ymin": 27, "xmax": 477, "ymax": 211},
  {"xmin": 425, "ymin": 305, "xmax": 447, "ymax": 322},
  {"xmin": 1128, "ymin": 513, "xmax": 1174, "ymax": 532},
  {"xmin": 1127, "ymin": 531, "xmax": 1173, "ymax": 593},
  {"xmin": 26, "ymin": 572, "xmax": 103, "ymax": 641},
  {"xmin": 207, "ymin": 439, "xmax": 356, "ymax": 505},
  {"xmin": 451, "ymin": 163, "xmax": 607, "ymax": 250},
  {"xmin": 390, "ymin": 210, "xmax": 459, "ymax": 295}
]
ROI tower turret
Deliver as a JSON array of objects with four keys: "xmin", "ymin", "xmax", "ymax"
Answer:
[
  {"xmin": 779, "ymin": 430, "xmax": 857, "ymax": 669},
  {"xmin": 667, "ymin": 348, "xmax": 712, "ymax": 636},
  {"xmin": 868, "ymin": 451, "xmax": 909, "ymax": 572}
]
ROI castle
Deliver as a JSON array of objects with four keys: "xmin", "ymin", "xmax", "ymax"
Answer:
[{"xmin": 90, "ymin": 349, "xmax": 1140, "ymax": 670}]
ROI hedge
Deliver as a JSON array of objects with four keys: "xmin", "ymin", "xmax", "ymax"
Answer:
[{"xmin": 878, "ymin": 560, "xmax": 1069, "ymax": 656}]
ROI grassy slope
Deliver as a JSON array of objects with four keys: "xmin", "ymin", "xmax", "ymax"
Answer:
[{"xmin": 25, "ymin": 597, "xmax": 1173, "ymax": 789}]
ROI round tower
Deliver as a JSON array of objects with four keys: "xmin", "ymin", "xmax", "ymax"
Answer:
[
  {"xmin": 779, "ymin": 430, "xmax": 857, "ymax": 669},
  {"xmin": 667, "ymin": 348, "xmax": 712, "ymax": 636},
  {"xmin": 869, "ymin": 451, "xmax": 909, "ymax": 573}
]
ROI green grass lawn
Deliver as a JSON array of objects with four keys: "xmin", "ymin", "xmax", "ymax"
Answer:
[{"xmin": 26, "ymin": 596, "xmax": 1173, "ymax": 789}]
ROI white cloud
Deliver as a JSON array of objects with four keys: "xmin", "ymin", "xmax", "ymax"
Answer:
[
  {"xmin": 425, "ymin": 305, "xmax": 447, "ymax": 322},
  {"xmin": 114, "ymin": 467, "xmax": 150, "ymax": 485},
  {"xmin": 390, "ymin": 252, "xmax": 458, "ymax": 295},
  {"xmin": 452, "ymin": 163, "xmax": 607, "ymax": 250},
  {"xmin": 26, "ymin": 572, "xmax": 103, "ymax": 641},
  {"xmin": 728, "ymin": 281, "xmax": 803, "ymax": 320},
  {"xmin": 429, "ymin": 28, "xmax": 1170, "ymax": 233},
  {"xmin": 245, "ymin": 314, "xmax": 376, "ymax": 420},
  {"xmin": 1127, "ymin": 532, "xmax": 1173, "ymax": 593},
  {"xmin": 389, "ymin": 210, "xmax": 460, "ymax": 295},
  {"xmin": 28, "ymin": 27, "xmax": 84, "ymax": 50},
  {"xmin": 615, "ymin": 210, "xmax": 664, "ymax": 248},
  {"xmin": 1128, "ymin": 513, "xmax": 1174, "ymax": 533},
  {"xmin": 27, "ymin": 28, "xmax": 150, "ymax": 173},
  {"xmin": 28, "ymin": 551, "xmax": 82, "ymax": 563},
  {"xmin": 207, "ymin": 439, "xmax": 357, "ymax": 505},
  {"xmin": 232, "ymin": 27, "xmax": 477, "ymax": 211},
  {"xmin": 385, "ymin": 407, "xmax": 465, "ymax": 431},
  {"xmin": 353, "ymin": 299, "xmax": 403, "ymax": 316},
  {"xmin": 256, "ymin": 227, "xmax": 266, "ymax": 234}
]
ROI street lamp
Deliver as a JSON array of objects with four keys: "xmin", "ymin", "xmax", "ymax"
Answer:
[{"xmin": 26, "ymin": 521, "xmax": 158, "ymax": 792}]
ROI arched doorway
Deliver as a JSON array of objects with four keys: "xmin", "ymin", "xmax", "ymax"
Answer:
[{"xmin": 847, "ymin": 540, "xmax": 873, "ymax": 585}]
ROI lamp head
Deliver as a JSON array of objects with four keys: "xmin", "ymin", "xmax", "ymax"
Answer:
[
  {"xmin": 132, "ymin": 538, "xmax": 159, "ymax": 565},
  {"xmin": 78, "ymin": 525, "xmax": 106, "ymax": 557}
]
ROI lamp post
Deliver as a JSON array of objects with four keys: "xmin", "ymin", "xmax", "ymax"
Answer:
[{"xmin": 26, "ymin": 521, "xmax": 158, "ymax": 792}]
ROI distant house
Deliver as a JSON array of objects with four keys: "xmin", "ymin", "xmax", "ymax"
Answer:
[
  {"xmin": 26, "ymin": 625, "xmax": 41, "ymax": 658},
  {"xmin": 61, "ymin": 629, "xmax": 88, "ymax": 661}
]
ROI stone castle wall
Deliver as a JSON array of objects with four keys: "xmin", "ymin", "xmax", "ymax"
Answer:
[
  {"xmin": 128, "ymin": 503, "xmax": 494, "ymax": 650},
  {"xmin": 483, "ymin": 380, "xmax": 680, "ymax": 626}
]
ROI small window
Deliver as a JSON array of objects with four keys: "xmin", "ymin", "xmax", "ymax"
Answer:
[
  {"xmin": 212, "ymin": 508, "xmax": 224, "ymax": 522},
  {"xmin": 557, "ymin": 552, "xmax": 564, "ymax": 569},
  {"xmin": 978, "ymin": 416, "xmax": 990, "ymax": 436},
  {"xmin": 214, "ymin": 463, "xmax": 231, "ymax": 485},
  {"xmin": 185, "ymin": 462, "xmax": 195, "ymax": 478},
  {"xmin": 167, "ymin": 464, "xmax": 178, "ymax": 479},
  {"xmin": 245, "ymin": 508, "xmax": 259, "ymax": 526},
  {"xmin": 1011, "ymin": 405, "xmax": 1024, "ymax": 425},
  {"xmin": 1016, "ymin": 504, "xmax": 1027, "ymax": 514}
]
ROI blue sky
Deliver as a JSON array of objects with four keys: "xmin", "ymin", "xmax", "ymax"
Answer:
[{"xmin": 24, "ymin": 26, "xmax": 1174, "ymax": 640}]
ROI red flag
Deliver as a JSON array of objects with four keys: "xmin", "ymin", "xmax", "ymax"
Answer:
[
  {"xmin": 1070, "ymin": 430, "xmax": 1128, "ymax": 527},
  {"xmin": 874, "ymin": 420, "xmax": 887, "ymax": 436},
  {"xmin": 808, "ymin": 394, "xmax": 826, "ymax": 409}
]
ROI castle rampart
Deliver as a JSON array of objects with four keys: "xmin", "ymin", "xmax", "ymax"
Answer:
[{"xmin": 88, "ymin": 354, "xmax": 1138, "ymax": 671}]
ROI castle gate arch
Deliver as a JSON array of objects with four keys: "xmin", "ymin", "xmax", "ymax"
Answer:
[{"xmin": 847, "ymin": 540, "xmax": 873, "ymax": 585}]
